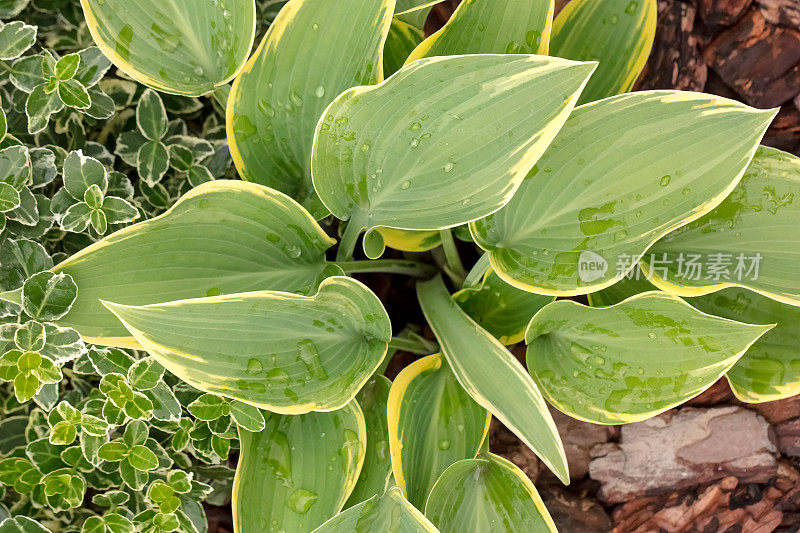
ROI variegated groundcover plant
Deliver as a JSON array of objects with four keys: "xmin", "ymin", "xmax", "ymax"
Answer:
[{"xmin": 0, "ymin": 0, "xmax": 796, "ymax": 531}]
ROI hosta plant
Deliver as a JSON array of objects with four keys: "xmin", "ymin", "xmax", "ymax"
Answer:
[{"xmin": 0, "ymin": 0, "xmax": 795, "ymax": 532}]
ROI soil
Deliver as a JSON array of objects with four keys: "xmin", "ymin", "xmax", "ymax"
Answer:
[{"xmin": 211, "ymin": 2, "xmax": 800, "ymax": 531}]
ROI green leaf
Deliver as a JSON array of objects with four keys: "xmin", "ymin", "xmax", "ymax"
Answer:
[
  {"xmin": 0, "ymin": 516, "xmax": 52, "ymax": 533},
  {"xmin": 345, "ymin": 375, "xmax": 392, "ymax": 508},
  {"xmin": 97, "ymin": 441, "xmax": 129, "ymax": 462},
  {"xmin": 312, "ymin": 54, "xmax": 595, "ymax": 234},
  {"xmin": 425, "ymin": 453, "xmax": 556, "ymax": 533},
  {"xmin": 525, "ymin": 292, "xmax": 773, "ymax": 424},
  {"xmin": 471, "ymin": 92, "xmax": 777, "ymax": 296},
  {"xmin": 0, "ymin": 145, "xmax": 31, "ymax": 189},
  {"xmin": 0, "ymin": 106, "xmax": 6, "ymax": 142},
  {"xmin": 0, "ymin": 20, "xmax": 36, "ymax": 61},
  {"xmin": 233, "ymin": 402, "xmax": 366, "ymax": 532},
  {"xmin": 75, "ymin": 47, "xmax": 113, "ymax": 88},
  {"xmin": 136, "ymin": 89, "xmax": 168, "ymax": 141},
  {"xmin": 60, "ymin": 202, "xmax": 93, "ymax": 233},
  {"xmin": 58, "ymin": 79, "xmax": 91, "ymax": 109},
  {"xmin": 14, "ymin": 371, "xmax": 40, "ymax": 402},
  {"xmin": 22, "ymin": 271, "xmax": 78, "ymax": 321},
  {"xmin": 227, "ymin": 0, "xmax": 393, "ymax": 218},
  {"xmin": 314, "ymin": 486, "xmax": 438, "ymax": 533},
  {"xmin": 127, "ymin": 357, "xmax": 164, "ymax": 390},
  {"xmin": 25, "ymin": 84, "xmax": 64, "ymax": 134},
  {"xmin": 136, "ymin": 140, "xmax": 170, "ymax": 186},
  {"xmin": 187, "ymin": 394, "xmax": 230, "ymax": 421},
  {"xmin": 127, "ymin": 445, "xmax": 158, "ymax": 471},
  {"xmin": 690, "ymin": 288, "xmax": 800, "ymax": 403},
  {"xmin": 0, "ymin": 0, "xmax": 30, "ymax": 19},
  {"xmin": 84, "ymin": 184, "xmax": 104, "ymax": 210},
  {"xmin": 388, "ymin": 353, "xmax": 489, "ymax": 509},
  {"xmin": 102, "ymin": 276, "xmax": 391, "ymax": 414},
  {"xmin": 229, "ymin": 400, "xmax": 265, "ymax": 432},
  {"xmin": 14, "ymin": 320, "xmax": 46, "ymax": 352},
  {"xmin": 416, "ymin": 275, "xmax": 568, "ymax": 484},
  {"xmin": 54, "ymin": 181, "xmax": 339, "ymax": 347},
  {"xmin": 644, "ymin": 146, "xmax": 800, "ymax": 306},
  {"xmin": 63, "ymin": 150, "xmax": 108, "ymax": 200},
  {"xmin": 454, "ymin": 269, "xmax": 554, "ymax": 345},
  {"xmin": 383, "ymin": 19, "xmax": 424, "ymax": 78},
  {"xmin": 408, "ymin": 0, "xmax": 553, "ymax": 61},
  {"xmin": 551, "ymin": 0, "xmax": 657, "ymax": 104},
  {"xmin": 80, "ymin": 0, "xmax": 256, "ymax": 96},
  {"xmin": 0, "ymin": 182, "xmax": 19, "ymax": 212},
  {"xmin": 55, "ymin": 54, "xmax": 81, "ymax": 81}
]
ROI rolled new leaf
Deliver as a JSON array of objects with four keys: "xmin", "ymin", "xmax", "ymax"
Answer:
[
  {"xmin": 471, "ymin": 92, "xmax": 776, "ymax": 296},
  {"xmin": 234, "ymin": 402, "xmax": 366, "ymax": 532},
  {"xmin": 550, "ymin": 0, "xmax": 657, "ymax": 103},
  {"xmin": 345, "ymin": 375, "xmax": 393, "ymax": 507},
  {"xmin": 691, "ymin": 288, "xmax": 800, "ymax": 403},
  {"xmin": 54, "ymin": 181, "xmax": 339, "ymax": 347},
  {"xmin": 416, "ymin": 275, "xmax": 568, "ymax": 484},
  {"xmin": 80, "ymin": 0, "xmax": 255, "ymax": 96},
  {"xmin": 644, "ymin": 146, "xmax": 800, "ymax": 306},
  {"xmin": 408, "ymin": 0, "xmax": 553, "ymax": 61},
  {"xmin": 227, "ymin": 0, "xmax": 394, "ymax": 217},
  {"xmin": 388, "ymin": 353, "xmax": 490, "ymax": 508},
  {"xmin": 525, "ymin": 292, "xmax": 773, "ymax": 424},
  {"xmin": 454, "ymin": 269, "xmax": 554, "ymax": 345},
  {"xmin": 425, "ymin": 453, "xmax": 556, "ymax": 533},
  {"xmin": 102, "ymin": 276, "xmax": 391, "ymax": 414},
  {"xmin": 312, "ymin": 54, "xmax": 595, "ymax": 237},
  {"xmin": 315, "ymin": 485, "xmax": 437, "ymax": 533}
]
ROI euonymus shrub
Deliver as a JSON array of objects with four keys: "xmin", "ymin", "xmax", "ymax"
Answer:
[{"xmin": 0, "ymin": 0, "xmax": 794, "ymax": 531}]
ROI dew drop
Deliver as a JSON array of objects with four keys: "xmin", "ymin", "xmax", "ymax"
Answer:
[
  {"xmin": 315, "ymin": 85, "xmax": 325, "ymax": 98},
  {"xmin": 287, "ymin": 489, "xmax": 318, "ymax": 514},
  {"xmin": 438, "ymin": 439, "xmax": 451, "ymax": 451},
  {"xmin": 401, "ymin": 180, "xmax": 411, "ymax": 190},
  {"xmin": 246, "ymin": 358, "xmax": 263, "ymax": 375},
  {"xmin": 660, "ymin": 175, "xmax": 671, "ymax": 187}
]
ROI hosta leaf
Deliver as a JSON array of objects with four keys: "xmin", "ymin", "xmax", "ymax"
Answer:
[
  {"xmin": 691, "ymin": 288, "xmax": 800, "ymax": 403},
  {"xmin": 80, "ymin": 0, "xmax": 256, "ymax": 96},
  {"xmin": 312, "ymin": 54, "xmax": 595, "ymax": 235},
  {"xmin": 383, "ymin": 18, "xmax": 424, "ymax": 78},
  {"xmin": 388, "ymin": 353, "xmax": 490, "ymax": 509},
  {"xmin": 314, "ymin": 486, "xmax": 438, "ymax": 533},
  {"xmin": 525, "ymin": 292, "xmax": 773, "ymax": 424},
  {"xmin": 395, "ymin": 0, "xmax": 442, "ymax": 29},
  {"xmin": 471, "ymin": 92, "xmax": 777, "ymax": 296},
  {"xmin": 54, "ymin": 181, "xmax": 339, "ymax": 347},
  {"xmin": 416, "ymin": 275, "xmax": 568, "ymax": 484},
  {"xmin": 102, "ymin": 276, "xmax": 391, "ymax": 414},
  {"xmin": 408, "ymin": 0, "xmax": 553, "ymax": 62},
  {"xmin": 377, "ymin": 228, "xmax": 441, "ymax": 253},
  {"xmin": 345, "ymin": 375, "xmax": 392, "ymax": 508},
  {"xmin": 425, "ymin": 453, "xmax": 556, "ymax": 533},
  {"xmin": 454, "ymin": 269, "xmax": 554, "ymax": 345},
  {"xmin": 227, "ymin": 0, "xmax": 393, "ymax": 218},
  {"xmin": 587, "ymin": 267, "xmax": 656, "ymax": 307},
  {"xmin": 550, "ymin": 0, "xmax": 657, "ymax": 104},
  {"xmin": 0, "ymin": 21, "xmax": 36, "ymax": 61},
  {"xmin": 644, "ymin": 146, "xmax": 800, "ymax": 306},
  {"xmin": 233, "ymin": 402, "xmax": 366, "ymax": 533}
]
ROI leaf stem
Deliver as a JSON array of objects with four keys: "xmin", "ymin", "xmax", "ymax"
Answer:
[
  {"xmin": 213, "ymin": 84, "xmax": 232, "ymax": 108},
  {"xmin": 0, "ymin": 288, "xmax": 22, "ymax": 305},
  {"xmin": 336, "ymin": 259, "xmax": 437, "ymax": 278},
  {"xmin": 439, "ymin": 229, "xmax": 467, "ymax": 286},
  {"xmin": 388, "ymin": 336, "xmax": 439, "ymax": 355},
  {"xmin": 464, "ymin": 252, "xmax": 491, "ymax": 288},
  {"xmin": 336, "ymin": 211, "xmax": 368, "ymax": 262}
]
